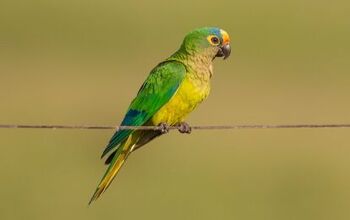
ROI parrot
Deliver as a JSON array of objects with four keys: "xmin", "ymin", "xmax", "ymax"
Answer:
[{"xmin": 89, "ymin": 27, "xmax": 231, "ymax": 204}]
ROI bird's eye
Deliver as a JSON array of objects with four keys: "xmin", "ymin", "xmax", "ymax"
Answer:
[{"xmin": 208, "ymin": 35, "xmax": 220, "ymax": 46}]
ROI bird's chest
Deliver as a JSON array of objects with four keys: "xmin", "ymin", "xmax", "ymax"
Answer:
[
  {"xmin": 175, "ymin": 74, "xmax": 211, "ymax": 109},
  {"xmin": 151, "ymin": 73, "xmax": 211, "ymax": 125}
]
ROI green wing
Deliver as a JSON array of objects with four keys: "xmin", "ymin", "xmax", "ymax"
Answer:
[{"xmin": 101, "ymin": 60, "xmax": 186, "ymax": 158}]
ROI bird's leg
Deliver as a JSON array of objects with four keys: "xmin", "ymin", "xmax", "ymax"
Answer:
[
  {"xmin": 158, "ymin": 122, "xmax": 170, "ymax": 134},
  {"xmin": 177, "ymin": 122, "xmax": 192, "ymax": 134}
]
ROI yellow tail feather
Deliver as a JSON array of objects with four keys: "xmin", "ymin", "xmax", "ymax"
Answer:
[{"xmin": 89, "ymin": 134, "xmax": 137, "ymax": 204}]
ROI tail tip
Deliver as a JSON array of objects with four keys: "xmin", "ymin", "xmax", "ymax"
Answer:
[{"xmin": 88, "ymin": 187, "xmax": 104, "ymax": 205}]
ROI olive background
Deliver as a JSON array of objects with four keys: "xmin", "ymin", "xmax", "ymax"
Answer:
[{"xmin": 1, "ymin": 0, "xmax": 350, "ymax": 219}]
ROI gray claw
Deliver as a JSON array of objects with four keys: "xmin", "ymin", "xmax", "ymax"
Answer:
[
  {"xmin": 178, "ymin": 122, "xmax": 192, "ymax": 134},
  {"xmin": 158, "ymin": 122, "xmax": 170, "ymax": 134}
]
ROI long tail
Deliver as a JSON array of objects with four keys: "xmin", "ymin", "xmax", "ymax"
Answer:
[{"xmin": 89, "ymin": 133, "xmax": 137, "ymax": 204}]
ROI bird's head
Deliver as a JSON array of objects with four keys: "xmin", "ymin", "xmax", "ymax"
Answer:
[{"xmin": 180, "ymin": 27, "xmax": 231, "ymax": 60}]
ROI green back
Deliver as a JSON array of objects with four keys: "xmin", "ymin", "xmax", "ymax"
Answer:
[{"xmin": 101, "ymin": 60, "xmax": 186, "ymax": 157}]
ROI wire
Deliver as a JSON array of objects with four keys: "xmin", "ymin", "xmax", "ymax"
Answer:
[{"xmin": 0, "ymin": 124, "xmax": 350, "ymax": 130}]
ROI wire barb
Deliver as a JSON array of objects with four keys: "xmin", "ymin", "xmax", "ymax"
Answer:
[{"xmin": 0, "ymin": 124, "xmax": 350, "ymax": 130}]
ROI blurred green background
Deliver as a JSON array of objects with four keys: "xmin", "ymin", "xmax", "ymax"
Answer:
[{"xmin": 1, "ymin": 0, "xmax": 350, "ymax": 219}]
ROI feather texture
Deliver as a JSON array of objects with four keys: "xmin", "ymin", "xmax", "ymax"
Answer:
[
  {"xmin": 101, "ymin": 61, "xmax": 186, "ymax": 158},
  {"xmin": 89, "ymin": 27, "xmax": 230, "ymax": 204}
]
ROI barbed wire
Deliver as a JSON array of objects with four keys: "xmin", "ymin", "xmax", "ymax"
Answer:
[{"xmin": 0, "ymin": 124, "xmax": 350, "ymax": 131}]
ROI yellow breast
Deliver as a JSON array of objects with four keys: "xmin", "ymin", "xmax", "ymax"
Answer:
[{"xmin": 151, "ymin": 75, "xmax": 210, "ymax": 125}]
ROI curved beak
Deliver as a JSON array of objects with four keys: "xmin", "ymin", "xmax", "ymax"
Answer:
[{"xmin": 215, "ymin": 44, "xmax": 231, "ymax": 60}]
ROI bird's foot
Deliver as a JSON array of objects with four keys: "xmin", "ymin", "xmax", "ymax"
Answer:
[
  {"xmin": 177, "ymin": 122, "xmax": 192, "ymax": 134},
  {"xmin": 158, "ymin": 122, "xmax": 170, "ymax": 134}
]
